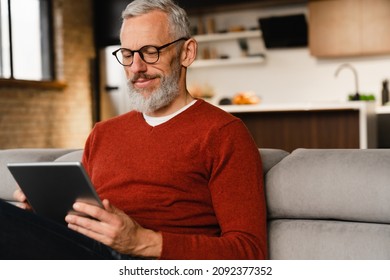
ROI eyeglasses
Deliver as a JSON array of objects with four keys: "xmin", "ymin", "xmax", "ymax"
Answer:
[{"xmin": 112, "ymin": 37, "xmax": 188, "ymax": 66}]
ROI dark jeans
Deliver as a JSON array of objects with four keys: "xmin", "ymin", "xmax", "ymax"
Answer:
[{"xmin": 0, "ymin": 199, "xmax": 132, "ymax": 260}]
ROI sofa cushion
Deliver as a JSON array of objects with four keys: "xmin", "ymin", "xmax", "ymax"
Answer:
[
  {"xmin": 266, "ymin": 148, "xmax": 390, "ymax": 224},
  {"xmin": 268, "ymin": 219, "xmax": 390, "ymax": 260},
  {"xmin": 0, "ymin": 149, "xmax": 78, "ymax": 201},
  {"xmin": 54, "ymin": 150, "xmax": 83, "ymax": 162}
]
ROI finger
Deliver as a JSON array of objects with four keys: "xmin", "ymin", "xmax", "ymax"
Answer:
[
  {"xmin": 15, "ymin": 202, "xmax": 28, "ymax": 210},
  {"xmin": 13, "ymin": 189, "xmax": 26, "ymax": 202},
  {"xmin": 71, "ymin": 202, "xmax": 121, "ymax": 228},
  {"xmin": 66, "ymin": 215, "xmax": 109, "ymax": 243},
  {"xmin": 67, "ymin": 201, "xmax": 129, "ymax": 233},
  {"xmin": 72, "ymin": 202, "xmax": 108, "ymax": 221},
  {"xmin": 13, "ymin": 190, "xmax": 32, "ymax": 210},
  {"xmin": 66, "ymin": 212, "xmax": 120, "ymax": 246},
  {"xmin": 65, "ymin": 212, "xmax": 108, "ymax": 234}
]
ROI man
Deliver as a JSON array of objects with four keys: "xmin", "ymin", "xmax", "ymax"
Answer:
[{"xmin": 6, "ymin": 0, "xmax": 267, "ymax": 259}]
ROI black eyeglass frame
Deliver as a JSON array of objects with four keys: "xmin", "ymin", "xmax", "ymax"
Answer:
[{"xmin": 112, "ymin": 37, "xmax": 188, "ymax": 66}]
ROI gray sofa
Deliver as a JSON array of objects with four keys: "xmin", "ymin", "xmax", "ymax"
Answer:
[{"xmin": 1, "ymin": 148, "xmax": 390, "ymax": 259}]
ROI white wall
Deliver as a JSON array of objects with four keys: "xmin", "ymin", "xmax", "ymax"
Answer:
[{"xmin": 187, "ymin": 5, "xmax": 390, "ymax": 105}]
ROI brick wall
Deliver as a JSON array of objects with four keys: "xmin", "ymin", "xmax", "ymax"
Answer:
[{"xmin": 0, "ymin": 0, "xmax": 95, "ymax": 149}]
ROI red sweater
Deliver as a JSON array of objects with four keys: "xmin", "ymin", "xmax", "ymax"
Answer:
[{"xmin": 82, "ymin": 99, "xmax": 268, "ymax": 259}]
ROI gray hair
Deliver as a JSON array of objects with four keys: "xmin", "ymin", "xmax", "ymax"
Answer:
[{"xmin": 122, "ymin": 0, "xmax": 191, "ymax": 39}]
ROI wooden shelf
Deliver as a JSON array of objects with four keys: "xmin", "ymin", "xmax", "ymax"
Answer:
[
  {"xmin": 190, "ymin": 56, "xmax": 265, "ymax": 68},
  {"xmin": 191, "ymin": 30, "xmax": 265, "ymax": 68},
  {"xmin": 194, "ymin": 30, "xmax": 262, "ymax": 43}
]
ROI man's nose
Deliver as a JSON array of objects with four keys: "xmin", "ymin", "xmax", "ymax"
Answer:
[{"xmin": 129, "ymin": 52, "xmax": 147, "ymax": 73}]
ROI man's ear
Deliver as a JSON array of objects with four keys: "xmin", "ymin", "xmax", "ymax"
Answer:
[{"xmin": 181, "ymin": 38, "xmax": 197, "ymax": 68}]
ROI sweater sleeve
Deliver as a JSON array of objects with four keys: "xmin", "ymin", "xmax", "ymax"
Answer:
[{"xmin": 160, "ymin": 120, "xmax": 268, "ymax": 260}]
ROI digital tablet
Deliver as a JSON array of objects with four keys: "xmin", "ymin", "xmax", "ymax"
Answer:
[{"xmin": 7, "ymin": 161, "xmax": 103, "ymax": 226}]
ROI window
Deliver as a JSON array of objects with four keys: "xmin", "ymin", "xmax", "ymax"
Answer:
[{"xmin": 0, "ymin": 0, "xmax": 53, "ymax": 81}]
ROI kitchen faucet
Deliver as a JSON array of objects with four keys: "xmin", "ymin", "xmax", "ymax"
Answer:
[{"xmin": 334, "ymin": 63, "xmax": 360, "ymax": 100}]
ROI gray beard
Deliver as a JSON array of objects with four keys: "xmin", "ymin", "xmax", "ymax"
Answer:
[{"xmin": 126, "ymin": 63, "xmax": 181, "ymax": 114}]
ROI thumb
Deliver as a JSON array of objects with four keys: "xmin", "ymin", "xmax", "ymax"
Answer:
[
  {"xmin": 102, "ymin": 199, "xmax": 113, "ymax": 211},
  {"xmin": 102, "ymin": 199, "xmax": 121, "ymax": 214}
]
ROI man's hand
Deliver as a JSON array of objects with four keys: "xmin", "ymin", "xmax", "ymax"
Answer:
[
  {"xmin": 65, "ymin": 199, "xmax": 162, "ymax": 259},
  {"xmin": 13, "ymin": 189, "xmax": 32, "ymax": 211}
]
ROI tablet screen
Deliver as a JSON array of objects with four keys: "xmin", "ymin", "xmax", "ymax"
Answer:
[{"xmin": 7, "ymin": 161, "xmax": 103, "ymax": 226}]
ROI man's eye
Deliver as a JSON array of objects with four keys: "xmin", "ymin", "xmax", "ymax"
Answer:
[
  {"xmin": 143, "ymin": 47, "xmax": 158, "ymax": 55},
  {"xmin": 121, "ymin": 51, "xmax": 133, "ymax": 58},
  {"xmin": 145, "ymin": 50, "xmax": 158, "ymax": 55}
]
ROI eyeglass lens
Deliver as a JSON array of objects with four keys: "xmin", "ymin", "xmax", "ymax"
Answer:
[{"xmin": 117, "ymin": 46, "xmax": 160, "ymax": 66}]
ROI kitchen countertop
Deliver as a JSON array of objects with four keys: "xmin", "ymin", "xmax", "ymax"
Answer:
[
  {"xmin": 217, "ymin": 101, "xmax": 377, "ymax": 149},
  {"xmin": 218, "ymin": 101, "xmax": 376, "ymax": 113},
  {"xmin": 218, "ymin": 101, "xmax": 390, "ymax": 115},
  {"xmin": 376, "ymin": 105, "xmax": 390, "ymax": 114}
]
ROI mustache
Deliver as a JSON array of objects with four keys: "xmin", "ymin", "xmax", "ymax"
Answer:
[{"xmin": 131, "ymin": 73, "xmax": 161, "ymax": 83}]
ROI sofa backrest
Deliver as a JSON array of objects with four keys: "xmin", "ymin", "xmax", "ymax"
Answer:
[
  {"xmin": 266, "ymin": 148, "xmax": 390, "ymax": 259},
  {"xmin": 54, "ymin": 150, "xmax": 83, "ymax": 162},
  {"xmin": 267, "ymin": 148, "xmax": 390, "ymax": 223},
  {"xmin": 259, "ymin": 148, "xmax": 290, "ymax": 175},
  {"xmin": 0, "ymin": 148, "xmax": 285, "ymax": 202}
]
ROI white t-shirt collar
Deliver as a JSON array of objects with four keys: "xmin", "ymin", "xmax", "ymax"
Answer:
[{"xmin": 143, "ymin": 99, "xmax": 197, "ymax": 127}]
